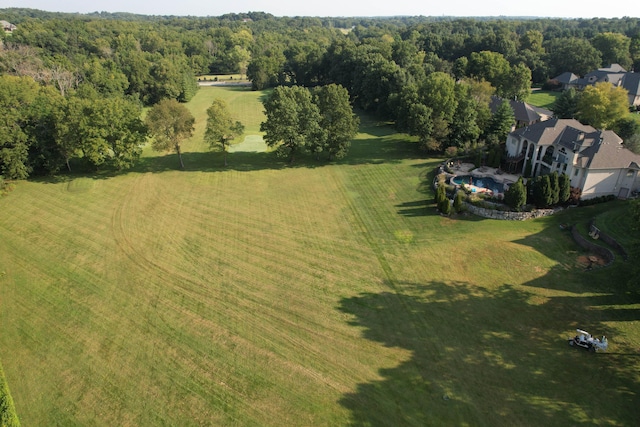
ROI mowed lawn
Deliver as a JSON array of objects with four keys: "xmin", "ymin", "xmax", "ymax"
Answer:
[
  {"xmin": 1, "ymin": 86, "xmax": 639, "ymax": 426},
  {"xmin": 528, "ymin": 89, "xmax": 561, "ymax": 110}
]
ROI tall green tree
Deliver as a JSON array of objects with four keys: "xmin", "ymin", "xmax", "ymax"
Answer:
[
  {"xmin": 577, "ymin": 82, "xmax": 629, "ymax": 129},
  {"xmin": 468, "ymin": 51, "xmax": 510, "ymax": 89},
  {"xmin": 407, "ymin": 103, "xmax": 435, "ymax": 151},
  {"xmin": 552, "ymin": 88, "xmax": 579, "ymax": 119},
  {"xmin": 448, "ymin": 84, "xmax": 481, "ymax": 149},
  {"xmin": 486, "ymin": 100, "xmax": 515, "ymax": 145},
  {"xmin": 500, "ymin": 63, "xmax": 531, "ymax": 101},
  {"xmin": 312, "ymin": 84, "xmax": 360, "ymax": 161},
  {"xmin": 549, "ymin": 171, "xmax": 560, "ymax": 205},
  {"xmin": 624, "ymin": 133, "xmax": 640, "ymax": 154},
  {"xmin": 0, "ymin": 75, "xmax": 40, "ymax": 179},
  {"xmin": 260, "ymin": 86, "xmax": 323, "ymax": 163},
  {"xmin": 145, "ymin": 98, "xmax": 195, "ymax": 169},
  {"xmin": 558, "ymin": 173, "xmax": 571, "ymax": 204},
  {"xmin": 204, "ymin": 99, "xmax": 244, "ymax": 166},
  {"xmin": 54, "ymin": 94, "xmax": 147, "ymax": 171},
  {"xmin": 504, "ymin": 177, "xmax": 526, "ymax": 210},
  {"xmin": 591, "ymin": 32, "xmax": 632, "ymax": 70},
  {"xmin": 546, "ymin": 37, "xmax": 602, "ymax": 77},
  {"xmin": 612, "ymin": 117, "xmax": 640, "ymax": 141},
  {"xmin": 417, "ymin": 71, "xmax": 457, "ymax": 148}
]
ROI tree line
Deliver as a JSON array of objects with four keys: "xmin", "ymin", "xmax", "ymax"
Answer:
[{"xmin": 3, "ymin": 10, "xmax": 640, "ymax": 179}]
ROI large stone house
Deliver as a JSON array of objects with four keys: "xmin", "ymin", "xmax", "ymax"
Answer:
[
  {"xmin": 506, "ymin": 118, "xmax": 640, "ymax": 199},
  {"xmin": 551, "ymin": 64, "xmax": 640, "ymax": 107}
]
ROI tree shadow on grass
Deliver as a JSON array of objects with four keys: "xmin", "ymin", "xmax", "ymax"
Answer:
[
  {"xmin": 338, "ymin": 280, "xmax": 640, "ymax": 426},
  {"xmin": 31, "ymin": 133, "xmax": 428, "ymax": 184}
]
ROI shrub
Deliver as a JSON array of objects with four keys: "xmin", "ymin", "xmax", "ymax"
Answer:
[
  {"xmin": 439, "ymin": 197, "xmax": 451, "ymax": 215},
  {"xmin": 569, "ymin": 186, "xmax": 582, "ymax": 204},
  {"xmin": 445, "ymin": 146, "xmax": 458, "ymax": 158},
  {"xmin": 542, "ymin": 79, "xmax": 562, "ymax": 91},
  {"xmin": 579, "ymin": 195, "xmax": 616, "ymax": 206},
  {"xmin": 453, "ymin": 190, "xmax": 466, "ymax": 213},
  {"xmin": 435, "ymin": 182, "xmax": 447, "ymax": 205}
]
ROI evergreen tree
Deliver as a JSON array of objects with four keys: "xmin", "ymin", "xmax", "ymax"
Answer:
[
  {"xmin": 486, "ymin": 100, "xmax": 514, "ymax": 145},
  {"xmin": 454, "ymin": 190, "xmax": 466, "ymax": 213},
  {"xmin": 504, "ymin": 177, "xmax": 526, "ymax": 211},
  {"xmin": 448, "ymin": 84, "xmax": 481, "ymax": 149},
  {"xmin": 435, "ymin": 182, "xmax": 447, "ymax": 206},
  {"xmin": 559, "ymin": 173, "xmax": 571, "ymax": 204},
  {"xmin": 439, "ymin": 197, "xmax": 451, "ymax": 215},
  {"xmin": 541, "ymin": 175, "xmax": 554, "ymax": 207},
  {"xmin": 552, "ymin": 88, "xmax": 579, "ymax": 119},
  {"xmin": 550, "ymin": 171, "xmax": 560, "ymax": 205}
]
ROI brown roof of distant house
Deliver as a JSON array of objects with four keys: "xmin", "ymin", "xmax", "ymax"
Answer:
[
  {"xmin": 553, "ymin": 72, "xmax": 579, "ymax": 84},
  {"xmin": 490, "ymin": 96, "xmax": 552, "ymax": 125}
]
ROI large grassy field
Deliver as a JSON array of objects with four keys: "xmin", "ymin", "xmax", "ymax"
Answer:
[{"xmin": 1, "ymin": 86, "xmax": 639, "ymax": 426}]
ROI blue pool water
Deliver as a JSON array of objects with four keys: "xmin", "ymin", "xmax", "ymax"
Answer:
[{"xmin": 451, "ymin": 175, "xmax": 504, "ymax": 193}]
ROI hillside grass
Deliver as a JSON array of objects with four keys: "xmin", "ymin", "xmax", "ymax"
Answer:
[
  {"xmin": 528, "ymin": 90, "xmax": 561, "ymax": 109},
  {"xmin": 1, "ymin": 86, "xmax": 639, "ymax": 426}
]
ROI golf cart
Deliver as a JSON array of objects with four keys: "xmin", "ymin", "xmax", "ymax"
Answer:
[{"xmin": 569, "ymin": 329, "xmax": 608, "ymax": 352}]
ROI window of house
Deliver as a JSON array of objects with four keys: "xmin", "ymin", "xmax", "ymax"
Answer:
[{"xmin": 627, "ymin": 169, "xmax": 635, "ymax": 177}]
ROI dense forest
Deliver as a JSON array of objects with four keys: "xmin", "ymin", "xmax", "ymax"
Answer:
[{"xmin": 2, "ymin": 8, "xmax": 640, "ymax": 180}]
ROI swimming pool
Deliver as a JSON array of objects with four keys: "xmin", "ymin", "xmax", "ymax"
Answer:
[{"xmin": 451, "ymin": 175, "xmax": 505, "ymax": 194}]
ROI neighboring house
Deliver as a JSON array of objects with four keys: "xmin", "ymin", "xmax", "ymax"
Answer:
[
  {"xmin": 551, "ymin": 64, "xmax": 640, "ymax": 107},
  {"xmin": 552, "ymin": 72, "xmax": 580, "ymax": 90},
  {"xmin": 621, "ymin": 72, "xmax": 640, "ymax": 107},
  {"xmin": 489, "ymin": 96, "xmax": 553, "ymax": 130},
  {"xmin": 506, "ymin": 118, "xmax": 640, "ymax": 199},
  {"xmin": 583, "ymin": 64, "xmax": 627, "ymax": 86},
  {"xmin": 1, "ymin": 20, "xmax": 17, "ymax": 33}
]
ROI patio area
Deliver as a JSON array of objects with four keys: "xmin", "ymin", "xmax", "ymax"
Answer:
[{"xmin": 448, "ymin": 162, "xmax": 521, "ymax": 195}]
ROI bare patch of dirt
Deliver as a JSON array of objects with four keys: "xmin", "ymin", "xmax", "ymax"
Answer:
[{"xmin": 577, "ymin": 254, "xmax": 607, "ymax": 269}]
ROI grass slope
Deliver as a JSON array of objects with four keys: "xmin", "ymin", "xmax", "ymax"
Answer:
[
  {"xmin": 1, "ymin": 86, "xmax": 639, "ymax": 426},
  {"xmin": 528, "ymin": 90, "xmax": 561, "ymax": 110}
]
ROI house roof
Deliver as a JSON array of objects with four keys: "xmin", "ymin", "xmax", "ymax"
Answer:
[
  {"xmin": 553, "ymin": 72, "xmax": 579, "ymax": 84},
  {"xmin": 580, "ymin": 130, "xmax": 640, "ymax": 170},
  {"xmin": 584, "ymin": 69, "xmax": 626, "ymax": 85},
  {"xmin": 512, "ymin": 118, "xmax": 640, "ymax": 170},
  {"xmin": 621, "ymin": 73, "xmax": 640, "ymax": 96},
  {"xmin": 512, "ymin": 118, "xmax": 593, "ymax": 147},
  {"xmin": 601, "ymin": 64, "xmax": 627, "ymax": 73},
  {"xmin": 490, "ymin": 96, "xmax": 552, "ymax": 125}
]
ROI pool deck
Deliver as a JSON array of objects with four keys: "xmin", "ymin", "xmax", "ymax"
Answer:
[{"xmin": 449, "ymin": 163, "xmax": 521, "ymax": 194}]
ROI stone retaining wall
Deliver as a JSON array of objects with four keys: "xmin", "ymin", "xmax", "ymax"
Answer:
[
  {"xmin": 589, "ymin": 218, "xmax": 628, "ymax": 260},
  {"xmin": 465, "ymin": 203, "xmax": 559, "ymax": 220},
  {"xmin": 570, "ymin": 225, "xmax": 616, "ymax": 267}
]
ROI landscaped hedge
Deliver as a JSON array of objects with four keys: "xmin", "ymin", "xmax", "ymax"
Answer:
[
  {"xmin": 0, "ymin": 362, "xmax": 20, "ymax": 427},
  {"xmin": 579, "ymin": 195, "xmax": 616, "ymax": 206}
]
